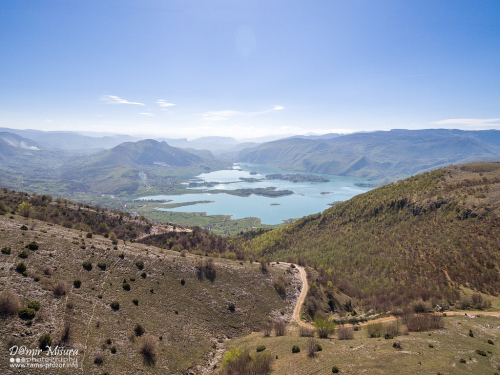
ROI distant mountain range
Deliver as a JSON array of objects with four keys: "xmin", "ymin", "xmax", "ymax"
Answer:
[{"xmin": 236, "ymin": 129, "xmax": 500, "ymax": 180}]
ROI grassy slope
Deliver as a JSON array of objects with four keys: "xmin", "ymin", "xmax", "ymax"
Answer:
[
  {"xmin": 0, "ymin": 215, "xmax": 295, "ymax": 375},
  {"xmin": 226, "ymin": 315, "xmax": 500, "ymax": 375},
  {"xmin": 233, "ymin": 162, "xmax": 500, "ymax": 309}
]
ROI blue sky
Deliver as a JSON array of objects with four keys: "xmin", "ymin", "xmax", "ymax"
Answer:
[{"xmin": 1, "ymin": 0, "xmax": 499, "ymax": 139}]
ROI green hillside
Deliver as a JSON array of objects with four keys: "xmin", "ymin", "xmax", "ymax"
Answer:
[
  {"xmin": 237, "ymin": 129, "xmax": 500, "ymax": 181},
  {"xmin": 232, "ymin": 162, "xmax": 500, "ymax": 311}
]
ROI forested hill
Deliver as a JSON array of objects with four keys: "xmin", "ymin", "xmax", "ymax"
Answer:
[
  {"xmin": 236, "ymin": 129, "xmax": 500, "ymax": 180},
  {"xmin": 232, "ymin": 162, "xmax": 500, "ymax": 309}
]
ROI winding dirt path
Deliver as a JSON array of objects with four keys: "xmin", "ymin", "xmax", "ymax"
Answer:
[{"xmin": 292, "ymin": 265, "xmax": 315, "ymax": 329}]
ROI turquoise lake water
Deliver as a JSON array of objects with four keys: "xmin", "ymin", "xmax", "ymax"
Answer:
[{"xmin": 138, "ymin": 163, "xmax": 374, "ymax": 225}]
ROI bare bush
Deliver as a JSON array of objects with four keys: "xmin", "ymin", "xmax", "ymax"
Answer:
[
  {"xmin": 299, "ymin": 326, "xmax": 315, "ymax": 337},
  {"xmin": 384, "ymin": 319, "xmax": 402, "ymax": 338},
  {"xmin": 307, "ymin": 338, "xmax": 320, "ymax": 357},
  {"xmin": 366, "ymin": 322, "xmax": 384, "ymax": 338},
  {"xmin": 337, "ymin": 326, "xmax": 354, "ymax": 340},
  {"xmin": 59, "ymin": 320, "xmax": 72, "ymax": 344},
  {"xmin": 274, "ymin": 320, "xmax": 286, "ymax": 337},
  {"xmin": 0, "ymin": 290, "xmax": 21, "ymax": 316},
  {"xmin": 219, "ymin": 349, "xmax": 273, "ymax": 375},
  {"xmin": 263, "ymin": 322, "xmax": 272, "ymax": 337},
  {"xmin": 197, "ymin": 258, "xmax": 216, "ymax": 281},
  {"xmin": 43, "ymin": 266, "xmax": 54, "ymax": 276},
  {"xmin": 272, "ymin": 275, "xmax": 287, "ymax": 296},
  {"xmin": 53, "ymin": 280, "xmax": 68, "ymax": 297},
  {"xmin": 404, "ymin": 313, "xmax": 444, "ymax": 332},
  {"xmin": 140, "ymin": 334, "xmax": 158, "ymax": 366}
]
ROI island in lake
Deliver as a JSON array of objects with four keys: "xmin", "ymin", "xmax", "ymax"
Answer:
[
  {"xmin": 320, "ymin": 192, "xmax": 333, "ymax": 195},
  {"xmin": 239, "ymin": 177, "xmax": 264, "ymax": 183},
  {"xmin": 354, "ymin": 182, "xmax": 378, "ymax": 188},
  {"xmin": 265, "ymin": 173, "xmax": 329, "ymax": 183},
  {"xmin": 214, "ymin": 187, "xmax": 293, "ymax": 198}
]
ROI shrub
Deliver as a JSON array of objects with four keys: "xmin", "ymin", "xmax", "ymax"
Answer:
[
  {"xmin": 82, "ymin": 261, "xmax": 92, "ymax": 271},
  {"xmin": 393, "ymin": 341, "xmax": 402, "ymax": 349},
  {"xmin": 73, "ymin": 280, "xmax": 81, "ymax": 288},
  {"xmin": 0, "ymin": 290, "xmax": 21, "ymax": 316},
  {"xmin": 220, "ymin": 348, "xmax": 273, "ymax": 375},
  {"xmin": 307, "ymin": 338, "xmax": 321, "ymax": 357},
  {"xmin": 15, "ymin": 262, "xmax": 27, "ymax": 273},
  {"xmin": 27, "ymin": 301, "xmax": 41, "ymax": 311},
  {"xmin": 367, "ymin": 322, "xmax": 384, "ymax": 338},
  {"xmin": 273, "ymin": 275, "xmax": 287, "ymax": 296},
  {"xmin": 256, "ymin": 345, "xmax": 266, "ymax": 352},
  {"xmin": 38, "ymin": 333, "xmax": 52, "ymax": 350},
  {"xmin": 332, "ymin": 366, "xmax": 339, "ymax": 373},
  {"xmin": 20, "ymin": 225, "xmax": 28, "ymax": 230},
  {"xmin": 315, "ymin": 318, "xmax": 336, "ymax": 339},
  {"xmin": 60, "ymin": 320, "xmax": 72, "ymax": 343},
  {"xmin": 33, "ymin": 275, "xmax": 40, "ymax": 282},
  {"xmin": 53, "ymin": 281, "xmax": 68, "ymax": 297},
  {"xmin": 337, "ymin": 326, "xmax": 354, "ymax": 340},
  {"xmin": 140, "ymin": 335, "xmax": 158, "ymax": 366},
  {"xmin": 97, "ymin": 262, "xmax": 106, "ymax": 271},
  {"xmin": 263, "ymin": 322, "xmax": 272, "ymax": 337},
  {"xmin": 86, "ymin": 232, "xmax": 92, "ymax": 238},
  {"xmin": 180, "ymin": 278, "xmax": 185, "ymax": 286},
  {"xmin": 476, "ymin": 349, "xmax": 487, "ymax": 357},
  {"xmin": 299, "ymin": 326, "xmax": 315, "ymax": 337},
  {"xmin": 134, "ymin": 323, "xmax": 145, "ymax": 337},
  {"xmin": 109, "ymin": 231, "xmax": 118, "ymax": 244},
  {"xmin": 123, "ymin": 282, "xmax": 131, "ymax": 291},
  {"xmin": 19, "ymin": 307, "xmax": 36, "ymax": 320},
  {"xmin": 228, "ymin": 302, "xmax": 236, "ymax": 312},
  {"xmin": 274, "ymin": 320, "xmax": 286, "ymax": 336},
  {"xmin": 133, "ymin": 299, "xmax": 139, "ymax": 306},
  {"xmin": 1, "ymin": 247, "xmax": 11, "ymax": 254},
  {"xmin": 110, "ymin": 346, "xmax": 116, "ymax": 354},
  {"xmin": 469, "ymin": 329, "xmax": 474, "ymax": 337},
  {"xmin": 44, "ymin": 265, "xmax": 54, "ymax": 275},
  {"xmin": 385, "ymin": 320, "xmax": 402, "ymax": 338},
  {"xmin": 118, "ymin": 253, "xmax": 124, "ymax": 259},
  {"xmin": 197, "ymin": 258, "xmax": 216, "ymax": 281},
  {"xmin": 292, "ymin": 345, "xmax": 300, "ymax": 353},
  {"xmin": 135, "ymin": 260, "xmax": 144, "ymax": 270},
  {"xmin": 110, "ymin": 301, "xmax": 119, "ymax": 311},
  {"xmin": 488, "ymin": 339, "xmax": 494, "ymax": 345},
  {"xmin": 25, "ymin": 241, "xmax": 39, "ymax": 250},
  {"xmin": 18, "ymin": 250, "xmax": 29, "ymax": 258},
  {"xmin": 141, "ymin": 271, "xmax": 146, "ymax": 278},
  {"xmin": 459, "ymin": 358, "xmax": 466, "ymax": 363},
  {"xmin": 94, "ymin": 355, "xmax": 103, "ymax": 365}
]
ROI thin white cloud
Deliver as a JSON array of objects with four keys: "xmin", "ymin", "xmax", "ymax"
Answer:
[
  {"xmin": 140, "ymin": 112, "xmax": 155, "ymax": 117},
  {"xmin": 101, "ymin": 95, "xmax": 144, "ymax": 106},
  {"xmin": 45, "ymin": 119, "xmax": 52, "ymax": 123},
  {"xmin": 431, "ymin": 118, "xmax": 500, "ymax": 127},
  {"xmin": 202, "ymin": 105, "xmax": 284, "ymax": 122},
  {"xmin": 157, "ymin": 100, "xmax": 176, "ymax": 108}
]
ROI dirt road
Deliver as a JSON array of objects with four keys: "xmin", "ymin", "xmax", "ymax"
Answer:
[{"xmin": 292, "ymin": 265, "xmax": 315, "ymax": 329}]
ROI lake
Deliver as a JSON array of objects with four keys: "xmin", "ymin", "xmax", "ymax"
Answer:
[{"xmin": 138, "ymin": 163, "xmax": 375, "ymax": 225}]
